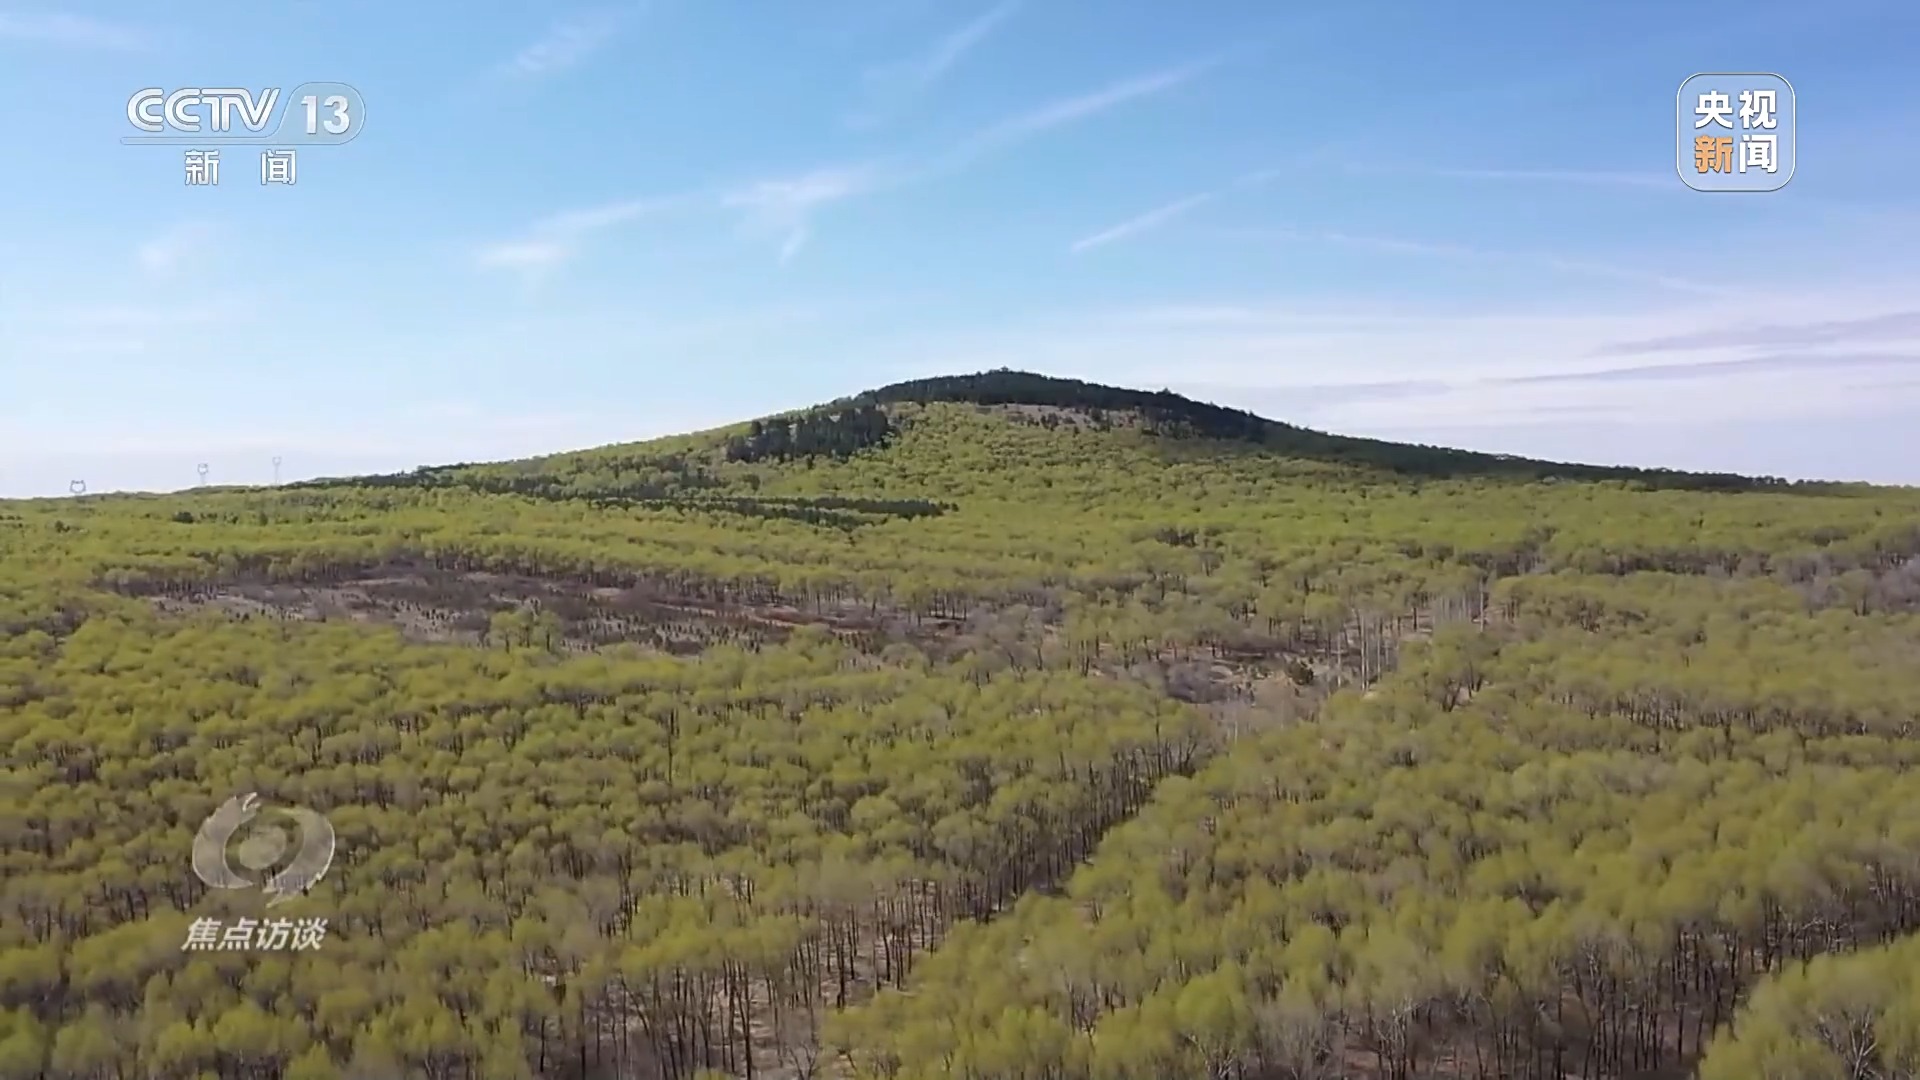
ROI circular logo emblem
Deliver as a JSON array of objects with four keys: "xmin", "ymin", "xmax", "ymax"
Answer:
[{"xmin": 191, "ymin": 793, "xmax": 335, "ymax": 907}]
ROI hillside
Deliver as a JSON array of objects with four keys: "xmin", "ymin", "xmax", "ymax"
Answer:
[
  {"xmin": 5, "ymin": 374, "xmax": 1920, "ymax": 1080},
  {"xmin": 322, "ymin": 370, "xmax": 1816, "ymax": 500},
  {"xmin": 851, "ymin": 370, "xmax": 1810, "ymax": 490}
]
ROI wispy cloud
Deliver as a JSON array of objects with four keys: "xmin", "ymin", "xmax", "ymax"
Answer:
[
  {"xmin": 1334, "ymin": 162, "xmax": 1920, "ymax": 240},
  {"xmin": 476, "ymin": 168, "xmax": 883, "ymax": 273},
  {"xmin": 721, "ymin": 166, "xmax": 883, "ymax": 227},
  {"xmin": 986, "ymin": 62, "xmax": 1202, "ymax": 143},
  {"xmin": 1064, "ymin": 153, "xmax": 1666, "ymax": 257},
  {"xmin": 1342, "ymin": 232, "xmax": 1726, "ymax": 297},
  {"xmin": 849, "ymin": 0, "xmax": 1021, "ymax": 128},
  {"xmin": 1322, "ymin": 162, "xmax": 1920, "ymax": 244},
  {"xmin": 137, "ymin": 223, "xmax": 213, "ymax": 272},
  {"xmin": 1804, "ymin": 200, "xmax": 1920, "ymax": 229},
  {"xmin": 474, "ymin": 195, "xmax": 684, "ymax": 275},
  {"xmin": 501, "ymin": 9, "xmax": 626, "ymax": 79},
  {"xmin": 1088, "ymin": 159, "xmax": 1671, "ymax": 257},
  {"xmin": 481, "ymin": 50, "xmax": 1232, "ymax": 266},
  {"xmin": 1105, "ymin": 303, "xmax": 1450, "ymax": 330},
  {"xmin": 904, "ymin": 0, "xmax": 1020, "ymax": 82},
  {"xmin": 1232, "ymin": 168, "xmax": 1293, "ymax": 190},
  {"xmin": 1593, "ymin": 310, "xmax": 1920, "ymax": 356},
  {"xmin": 1187, "ymin": 378, "xmax": 1456, "ymax": 410},
  {"xmin": 5, "ymin": 295, "xmax": 253, "ymax": 372},
  {"xmin": 0, "ymin": 11, "xmax": 148, "ymax": 50},
  {"xmin": 720, "ymin": 165, "xmax": 887, "ymax": 262},
  {"xmin": 536, "ymin": 196, "xmax": 684, "ymax": 235},
  {"xmin": 1342, "ymin": 163, "xmax": 1674, "ymax": 190},
  {"xmin": 1222, "ymin": 226, "xmax": 1731, "ymax": 298},
  {"xmin": 1071, "ymin": 192, "xmax": 1215, "ymax": 253},
  {"xmin": 1501, "ymin": 351, "xmax": 1920, "ymax": 386},
  {"xmin": 778, "ymin": 228, "xmax": 810, "ymax": 265},
  {"xmin": 473, "ymin": 239, "xmax": 573, "ymax": 273},
  {"xmin": 932, "ymin": 57, "xmax": 1221, "ymax": 174},
  {"xmin": 892, "ymin": 284, "xmax": 1920, "ymax": 443}
]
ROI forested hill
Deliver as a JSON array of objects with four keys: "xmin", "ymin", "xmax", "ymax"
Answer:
[
  {"xmin": 851, "ymin": 369, "xmax": 1801, "ymax": 491},
  {"xmin": 10, "ymin": 369, "xmax": 1920, "ymax": 1080},
  {"xmin": 314, "ymin": 369, "xmax": 1820, "ymax": 502}
]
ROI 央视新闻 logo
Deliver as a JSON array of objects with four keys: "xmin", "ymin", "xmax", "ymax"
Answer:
[{"xmin": 1677, "ymin": 73, "xmax": 1795, "ymax": 192}]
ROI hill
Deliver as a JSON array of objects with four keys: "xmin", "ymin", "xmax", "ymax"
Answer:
[
  {"xmin": 320, "ymin": 369, "xmax": 1818, "ymax": 499},
  {"xmin": 5, "ymin": 373, "xmax": 1920, "ymax": 1080},
  {"xmin": 851, "ymin": 369, "xmax": 1808, "ymax": 490}
]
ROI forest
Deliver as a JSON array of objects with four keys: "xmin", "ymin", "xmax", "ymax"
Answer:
[{"xmin": 5, "ymin": 371, "xmax": 1920, "ymax": 1080}]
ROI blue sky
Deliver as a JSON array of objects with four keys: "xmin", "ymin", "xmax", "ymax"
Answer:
[{"xmin": 2, "ymin": 0, "xmax": 1918, "ymax": 496}]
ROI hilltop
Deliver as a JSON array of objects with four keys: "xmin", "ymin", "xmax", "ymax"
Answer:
[
  {"xmin": 851, "ymin": 369, "xmax": 1805, "ymax": 490},
  {"xmin": 323, "ymin": 369, "xmax": 1814, "ymax": 501},
  {"xmin": 4, "ymin": 371, "xmax": 1920, "ymax": 1079}
]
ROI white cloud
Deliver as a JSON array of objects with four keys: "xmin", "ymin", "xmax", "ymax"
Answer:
[
  {"xmin": 719, "ymin": 165, "xmax": 885, "ymax": 262},
  {"xmin": 725, "ymin": 57, "xmax": 1224, "ymax": 256},
  {"xmin": 1212, "ymin": 226, "xmax": 1731, "ymax": 298},
  {"xmin": 537, "ymin": 197, "xmax": 681, "ymax": 234},
  {"xmin": 137, "ymin": 223, "xmax": 214, "ymax": 272},
  {"xmin": 908, "ymin": 0, "xmax": 1020, "ymax": 83},
  {"xmin": 478, "ymin": 50, "xmax": 1231, "ymax": 266},
  {"xmin": 952, "ymin": 60, "xmax": 1210, "ymax": 163},
  {"xmin": 474, "ymin": 195, "xmax": 684, "ymax": 275},
  {"xmin": 0, "ymin": 11, "xmax": 147, "ymax": 50},
  {"xmin": 726, "ymin": 165, "xmax": 877, "ymax": 210},
  {"xmin": 1071, "ymin": 192, "xmax": 1215, "ymax": 252},
  {"xmin": 15, "ymin": 276, "xmax": 1919, "ymax": 493},
  {"xmin": 848, "ymin": 0, "xmax": 1021, "ymax": 127},
  {"xmin": 892, "ymin": 284, "xmax": 1920, "ymax": 440},
  {"xmin": 1341, "ymin": 163, "xmax": 1675, "ymax": 190},
  {"xmin": 1312, "ymin": 366, "xmax": 1920, "ymax": 433},
  {"xmin": 722, "ymin": 166, "xmax": 883, "ymax": 225},
  {"xmin": 1, "ymin": 299, "xmax": 250, "ymax": 375},
  {"xmin": 1327, "ymin": 161, "xmax": 1920, "ymax": 236},
  {"xmin": 778, "ymin": 228, "xmax": 810, "ymax": 265},
  {"xmin": 474, "ymin": 239, "xmax": 573, "ymax": 271},
  {"xmin": 1062, "ymin": 161, "xmax": 1676, "ymax": 258},
  {"xmin": 501, "ymin": 10, "xmax": 626, "ymax": 79},
  {"xmin": 477, "ymin": 166, "xmax": 885, "ymax": 272}
]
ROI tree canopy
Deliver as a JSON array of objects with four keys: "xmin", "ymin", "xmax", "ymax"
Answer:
[{"xmin": 4, "ymin": 379, "xmax": 1919, "ymax": 1079}]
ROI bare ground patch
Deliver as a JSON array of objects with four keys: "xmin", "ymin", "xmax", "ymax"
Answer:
[
  {"xmin": 144, "ymin": 568, "xmax": 955, "ymax": 657},
  {"xmin": 132, "ymin": 565, "xmax": 1342, "ymax": 712}
]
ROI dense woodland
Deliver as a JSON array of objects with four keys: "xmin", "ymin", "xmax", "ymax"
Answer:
[{"xmin": 5, "ymin": 372, "xmax": 1920, "ymax": 1080}]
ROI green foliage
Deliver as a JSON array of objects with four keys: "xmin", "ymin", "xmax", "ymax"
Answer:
[
  {"xmin": 4, "ymin": 380, "xmax": 1920, "ymax": 1078},
  {"xmin": 855, "ymin": 369, "xmax": 1822, "ymax": 489},
  {"xmin": 724, "ymin": 403, "xmax": 893, "ymax": 463},
  {"xmin": 1699, "ymin": 934, "xmax": 1920, "ymax": 1079}
]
